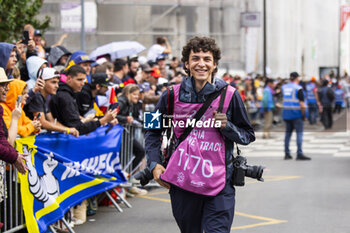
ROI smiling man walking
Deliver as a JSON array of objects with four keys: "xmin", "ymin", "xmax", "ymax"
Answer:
[{"xmin": 145, "ymin": 36, "xmax": 255, "ymax": 233}]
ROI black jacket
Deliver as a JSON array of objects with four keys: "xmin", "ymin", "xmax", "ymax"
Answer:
[
  {"xmin": 49, "ymin": 82, "xmax": 101, "ymax": 135},
  {"xmin": 318, "ymin": 86, "xmax": 335, "ymax": 108},
  {"xmin": 116, "ymin": 95, "xmax": 141, "ymax": 124},
  {"xmin": 75, "ymin": 83, "xmax": 94, "ymax": 117}
]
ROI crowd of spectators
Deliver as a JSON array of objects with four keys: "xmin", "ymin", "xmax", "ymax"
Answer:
[
  {"xmin": 1, "ymin": 24, "xmax": 350, "ymax": 231},
  {"xmin": 223, "ymin": 71, "xmax": 350, "ymax": 135},
  {"xmin": 0, "ymin": 24, "xmax": 188, "ymax": 230}
]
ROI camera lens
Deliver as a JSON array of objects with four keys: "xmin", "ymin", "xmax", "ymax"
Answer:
[
  {"xmin": 134, "ymin": 168, "xmax": 154, "ymax": 186},
  {"xmin": 245, "ymin": 165, "xmax": 264, "ymax": 181}
]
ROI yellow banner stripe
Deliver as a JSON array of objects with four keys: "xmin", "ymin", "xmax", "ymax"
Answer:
[
  {"xmin": 35, "ymin": 177, "xmax": 115, "ymax": 220},
  {"xmin": 16, "ymin": 136, "xmax": 40, "ymax": 233}
]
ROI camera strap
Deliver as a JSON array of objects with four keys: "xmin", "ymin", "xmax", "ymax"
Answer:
[
  {"xmin": 161, "ymin": 85, "xmax": 174, "ymax": 153},
  {"xmin": 164, "ymin": 85, "xmax": 174, "ymax": 142},
  {"xmin": 167, "ymin": 85, "xmax": 174, "ymax": 117},
  {"xmin": 217, "ymin": 84, "xmax": 228, "ymax": 113},
  {"xmin": 226, "ymin": 143, "xmax": 242, "ymax": 165},
  {"xmin": 236, "ymin": 143, "xmax": 241, "ymax": 156}
]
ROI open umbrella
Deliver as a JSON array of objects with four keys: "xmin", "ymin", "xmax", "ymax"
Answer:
[{"xmin": 89, "ymin": 41, "xmax": 146, "ymax": 61}]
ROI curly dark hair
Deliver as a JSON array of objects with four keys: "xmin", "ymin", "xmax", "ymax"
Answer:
[{"xmin": 181, "ymin": 36, "xmax": 221, "ymax": 77}]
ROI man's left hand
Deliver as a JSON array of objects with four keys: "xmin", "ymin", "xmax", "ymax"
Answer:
[{"xmin": 213, "ymin": 111, "xmax": 227, "ymax": 129}]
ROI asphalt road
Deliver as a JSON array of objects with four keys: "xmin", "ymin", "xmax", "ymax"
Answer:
[{"xmin": 75, "ymin": 111, "xmax": 350, "ymax": 233}]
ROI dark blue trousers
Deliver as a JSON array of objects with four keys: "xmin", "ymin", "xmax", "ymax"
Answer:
[
  {"xmin": 308, "ymin": 103, "xmax": 318, "ymax": 124},
  {"xmin": 284, "ymin": 118, "xmax": 304, "ymax": 156},
  {"xmin": 169, "ymin": 182, "xmax": 235, "ymax": 233}
]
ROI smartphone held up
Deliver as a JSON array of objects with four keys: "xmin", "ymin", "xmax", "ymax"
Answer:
[{"xmin": 22, "ymin": 31, "xmax": 29, "ymax": 45}]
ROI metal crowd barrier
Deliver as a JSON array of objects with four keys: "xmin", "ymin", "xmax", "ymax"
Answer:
[
  {"xmin": 0, "ymin": 124, "xmax": 143, "ymax": 232},
  {"xmin": 120, "ymin": 124, "xmax": 134, "ymax": 176},
  {"xmin": 0, "ymin": 164, "xmax": 25, "ymax": 233}
]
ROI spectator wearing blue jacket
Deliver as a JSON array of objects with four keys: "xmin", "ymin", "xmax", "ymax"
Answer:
[
  {"xmin": 262, "ymin": 78, "xmax": 275, "ymax": 139},
  {"xmin": 334, "ymin": 84, "xmax": 345, "ymax": 114},
  {"xmin": 306, "ymin": 76, "xmax": 320, "ymax": 124},
  {"xmin": 282, "ymin": 72, "xmax": 311, "ymax": 160}
]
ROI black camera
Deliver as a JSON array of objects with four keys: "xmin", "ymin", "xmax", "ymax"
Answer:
[
  {"xmin": 231, "ymin": 155, "xmax": 265, "ymax": 186},
  {"xmin": 134, "ymin": 167, "xmax": 154, "ymax": 186}
]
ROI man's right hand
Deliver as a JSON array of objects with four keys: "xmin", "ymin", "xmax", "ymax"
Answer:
[
  {"xmin": 32, "ymin": 120, "xmax": 41, "ymax": 131},
  {"xmin": 33, "ymin": 78, "xmax": 45, "ymax": 93},
  {"xmin": 14, "ymin": 153, "xmax": 28, "ymax": 174},
  {"xmin": 152, "ymin": 164, "xmax": 170, "ymax": 189},
  {"xmin": 126, "ymin": 116, "xmax": 134, "ymax": 124},
  {"xmin": 12, "ymin": 101, "xmax": 22, "ymax": 120},
  {"xmin": 99, "ymin": 109, "xmax": 118, "ymax": 126},
  {"xmin": 69, "ymin": 128, "xmax": 79, "ymax": 137}
]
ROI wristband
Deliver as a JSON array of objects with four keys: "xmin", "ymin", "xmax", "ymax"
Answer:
[{"xmin": 65, "ymin": 128, "xmax": 69, "ymax": 135}]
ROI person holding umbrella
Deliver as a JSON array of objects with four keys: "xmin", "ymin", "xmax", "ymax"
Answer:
[{"xmin": 147, "ymin": 37, "xmax": 172, "ymax": 62}]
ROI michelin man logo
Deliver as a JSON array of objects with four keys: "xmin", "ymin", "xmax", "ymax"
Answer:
[
  {"xmin": 23, "ymin": 146, "xmax": 60, "ymax": 207},
  {"xmin": 143, "ymin": 110, "xmax": 161, "ymax": 129}
]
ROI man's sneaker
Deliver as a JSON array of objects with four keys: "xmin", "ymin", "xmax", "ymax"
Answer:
[
  {"xmin": 128, "ymin": 187, "xmax": 148, "ymax": 196},
  {"xmin": 129, "ymin": 177, "xmax": 141, "ymax": 185},
  {"xmin": 125, "ymin": 191, "xmax": 135, "ymax": 198},
  {"xmin": 296, "ymin": 155, "xmax": 311, "ymax": 160},
  {"xmin": 72, "ymin": 217, "xmax": 84, "ymax": 226},
  {"xmin": 284, "ymin": 154, "xmax": 293, "ymax": 160}
]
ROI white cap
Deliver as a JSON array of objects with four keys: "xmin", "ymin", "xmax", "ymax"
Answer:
[
  {"xmin": 96, "ymin": 57, "xmax": 107, "ymax": 65},
  {"xmin": 138, "ymin": 56, "xmax": 148, "ymax": 65},
  {"xmin": 157, "ymin": 77, "xmax": 168, "ymax": 86},
  {"xmin": 0, "ymin": 67, "xmax": 12, "ymax": 84},
  {"xmin": 40, "ymin": 68, "xmax": 60, "ymax": 80}
]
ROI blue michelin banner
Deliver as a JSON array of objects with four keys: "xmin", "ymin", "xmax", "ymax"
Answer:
[{"xmin": 15, "ymin": 125, "xmax": 126, "ymax": 233}]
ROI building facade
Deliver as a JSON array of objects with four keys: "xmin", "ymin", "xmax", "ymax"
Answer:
[{"xmin": 39, "ymin": 0, "xmax": 350, "ymax": 78}]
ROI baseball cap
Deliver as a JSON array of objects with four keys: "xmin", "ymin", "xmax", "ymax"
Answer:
[
  {"xmin": 96, "ymin": 57, "xmax": 108, "ymax": 65},
  {"xmin": 34, "ymin": 29, "xmax": 42, "ymax": 36},
  {"xmin": 40, "ymin": 68, "xmax": 60, "ymax": 80},
  {"xmin": 150, "ymin": 68, "xmax": 162, "ymax": 78},
  {"xmin": 0, "ymin": 67, "xmax": 13, "ymax": 84},
  {"xmin": 66, "ymin": 51, "xmax": 95, "ymax": 70},
  {"xmin": 91, "ymin": 73, "xmax": 110, "ymax": 87},
  {"xmin": 128, "ymin": 54, "xmax": 138, "ymax": 62},
  {"xmin": 91, "ymin": 62, "xmax": 99, "ymax": 68},
  {"xmin": 138, "ymin": 83, "xmax": 151, "ymax": 93},
  {"xmin": 156, "ymin": 54, "xmax": 166, "ymax": 61},
  {"xmin": 69, "ymin": 51, "xmax": 94, "ymax": 64},
  {"xmin": 140, "ymin": 63, "xmax": 152, "ymax": 72}
]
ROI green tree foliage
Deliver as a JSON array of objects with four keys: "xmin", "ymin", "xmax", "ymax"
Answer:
[{"xmin": 0, "ymin": 0, "xmax": 50, "ymax": 42}]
